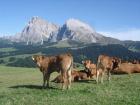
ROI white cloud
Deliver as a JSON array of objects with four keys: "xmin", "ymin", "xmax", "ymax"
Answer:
[{"xmin": 99, "ymin": 28, "xmax": 140, "ymax": 41}]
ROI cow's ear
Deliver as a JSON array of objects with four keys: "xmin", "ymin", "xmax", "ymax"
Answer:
[
  {"xmin": 32, "ymin": 55, "xmax": 37, "ymax": 61},
  {"xmin": 32, "ymin": 56, "xmax": 35, "ymax": 61},
  {"xmin": 82, "ymin": 61, "xmax": 84, "ymax": 64}
]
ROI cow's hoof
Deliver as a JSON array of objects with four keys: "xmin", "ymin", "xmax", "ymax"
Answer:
[
  {"xmin": 62, "ymin": 86, "xmax": 66, "ymax": 90},
  {"xmin": 67, "ymin": 85, "xmax": 71, "ymax": 89},
  {"xmin": 42, "ymin": 86, "xmax": 46, "ymax": 89},
  {"xmin": 46, "ymin": 86, "xmax": 50, "ymax": 89}
]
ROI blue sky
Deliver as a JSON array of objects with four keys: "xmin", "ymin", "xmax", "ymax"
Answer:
[{"xmin": 0, "ymin": 0, "xmax": 140, "ymax": 41}]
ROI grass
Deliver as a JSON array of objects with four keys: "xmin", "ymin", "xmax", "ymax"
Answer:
[
  {"xmin": 0, "ymin": 53, "xmax": 42, "ymax": 66},
  {"xmin": 0, "ymin": 66, "xmax": 140, "ymax": 105},
  {"xmin": 0, "ymin": 54, "xmax": 31, "ymax": 64},
  {"xmin": 0, "ymin": 47, "xmax": 17, "ymax": 52}
]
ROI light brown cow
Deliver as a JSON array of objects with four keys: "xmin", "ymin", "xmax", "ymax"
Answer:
[
  {"xmin": 121, "ymin": 59, "xmax": 140, "ymax": 64},
  {"xmin": 96, "ymin": 55, "xmax": 121, "ymax": 83},
  {"xmin": 132, "ymin": 59, "xmax": 140, "ymax": 64},
  {"xmin": 82, "ymin": 60, "xmax": 97, "ymax": 78},
  {"xmin": 112, "ymin": 63, "xmax": 140, "ymax": 74},
  {"xmin": 52, "ymin": 69, "xmax": 91, "ymax": 83},
  {"xmin": 32, "ymin": 53, "xmax": 73, "ymax": 89}
]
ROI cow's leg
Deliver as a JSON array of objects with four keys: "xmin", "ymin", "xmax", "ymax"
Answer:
[
  {"xmin": 67, "ymin": 70, "xmax": 72, "ymax": 89},
  {"xmin": 46, "ymin": 74, "xmax": 50, "ymax": 88},
  {"xmin": 42, "ymin": 72, "xmax": 47, "ymax": 88},
  {"xmin": 101, "ymin": 71, "xmax": 104, "ymax": 84},
  {"xmin": 96, "ymin": 70, "xmax": 100, "ymax": 84},
  {"xmin": 61, "ymin": 72, "xmax": 67, "ymax": 90},
  {"xmin": 107, "ymin": 69, "xmax": 111, "ymax": 82}
]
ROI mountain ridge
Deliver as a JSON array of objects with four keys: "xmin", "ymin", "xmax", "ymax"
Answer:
[{"xmin": 2, "ymin": 17, "xmax": 121, "ymax": 45}]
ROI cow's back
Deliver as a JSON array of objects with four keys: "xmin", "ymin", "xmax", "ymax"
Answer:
[
  {"xmin": 113, "ymin": 63, "xmax": 140, "ymax": 74},
  {"xmin": 131, "ymin": 64, "xmax": 140, "ymax": 73},
  {"xmin": 57, "ymin": 53, "xmax": 73, "ymax": 71},
  {"xmin": 97, "ymin": 55, "xmax": 113, "ymax": 70}
]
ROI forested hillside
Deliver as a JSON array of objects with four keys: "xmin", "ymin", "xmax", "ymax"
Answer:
[{"xmin": 0, "ymin": 40, "xmax": 140, "ymax": 68}]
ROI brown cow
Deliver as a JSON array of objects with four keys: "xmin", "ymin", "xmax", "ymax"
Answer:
[
  {"xmin": 96, "ymin": 55, "xmax": 121, "ymax": 83},
  {"xmin": 52, "ymin": 69, "xmax": 91, "ymax": 83},
  {"xmin": 112, "ymin": 63, "xmax": 140, "ymax": 74},
  {"xmin": 121, "ymin": 59, "xmax": 140, "ymax": 64},
  {"xmin": 32, "ymin": 53, "xmax": 73, "ymax": 89},
  {"xmin": 132, "ymin": 59, "xmax": 140, "ymax": 64},
  {"xmin": 82, "ymin": 60, "xmax": 97, "ymax": 78}
]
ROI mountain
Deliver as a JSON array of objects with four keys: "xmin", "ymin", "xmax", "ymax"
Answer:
[
  {"xmin": 122, "ymin": 41, "xmax": 140, "ymax": 53},
  {"xmin": 2, "ymin": 17, "xmax": 121, "ymax": 45},
  {"xmin": 4, "ymin": 33, "xmax": 21, "ymax": 43},
  {"xmin": 21, "ymin": 17, "xmax": 59, "ymax": 45},
  {"xmin": 57, "ymin": 19, "xmax": 121, "ymax": 44},
  {"xmin": 57, "ymin": 18, "xmax": 97, "ymax": 43}
]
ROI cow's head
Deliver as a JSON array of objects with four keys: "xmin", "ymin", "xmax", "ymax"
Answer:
[
  {"xmin": 82, "ymin": 60, "xmax": 93, "ymax": 73},
  {"xmin": 82, "ymin": 60, "xmax": 92, "ymax": 69},
  {"xmin": 32, "ymin": 55, "xmax": 45, "ymax": 67},
  {"xmin": 112, "ymin": 57, "xmax": 121, "ymax": 70}
]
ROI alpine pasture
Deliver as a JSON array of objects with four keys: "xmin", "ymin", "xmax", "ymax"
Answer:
[{"xmin": 0, "ymin": 66, "xmax": 140, "ymax": 105}]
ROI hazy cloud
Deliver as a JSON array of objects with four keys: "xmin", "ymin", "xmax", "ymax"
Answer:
[{"xmin": 99, "ymin": 28, "xmax": 140, "ymax": 41}]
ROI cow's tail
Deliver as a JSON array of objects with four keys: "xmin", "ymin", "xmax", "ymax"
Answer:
[
  {"xmin": 66, "ymin": 56, "xmax": 73, "ymax": 89},
  {"xmin": 96, "ymin": 56, "xmax": 101, "ymax": 83},
  {"xmin": 67, "ymin": 57, "xmax": 73, "ymax": 71},
  {"xmin": 96, "ymin": 56, "xmax": 101, "ymax": 71}
]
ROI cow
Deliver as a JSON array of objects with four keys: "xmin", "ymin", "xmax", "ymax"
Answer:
[
  {"xmin": 121, "ymin": 59, "xmax": 140, "ymax": 64},
  {"xmin": 132, "ymin": 59, "xmax": 140, "ymax": 64},
  {"xmin": 96, "ymin": 55, "xmax": 121, "ymax": 83},
  {"xmin": 32, "ymin": 53, "xmax": 73, "ymax": 89},
  {"xmin": 112, "ymin": 63, "xmax": 140, "ymax": 74},
  {"xmin": 82, "ymin": 60, "xmax": 97, "ymax": 79},
  {"xmin": 51, "ymin": 69, "xmax": 91, "ymax": 83}
]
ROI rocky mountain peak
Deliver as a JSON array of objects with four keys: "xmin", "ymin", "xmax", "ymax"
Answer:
[
  {"xmin": 57, "ymin": 18, "xmax": 101, "ymax": 43},
  {"xmin": 21, "ymin": 17, "xmax": 59, "ymax": 44},
  {"xmin": 2, "ymin": 17, "xmax": 121, "ymax": 45}
]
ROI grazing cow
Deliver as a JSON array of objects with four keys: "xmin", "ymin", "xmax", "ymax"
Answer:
[
  {"xmin": 82, "ymin": 60, "xmax": 97, "ymax": 78},
  {"xmin": 96, "ymin": 55, "xmax": 121, "ymax": 83},
  {"xmin": 52, "ymin": 69, "xmax": 91, "ymax": 83},
  {"xmin": 32, "ymin": 53, "xmax": 73, "ymax": 89},
  {"xmin": 112, "ymin": 63, "xmax": 140, "ymax": 74}
]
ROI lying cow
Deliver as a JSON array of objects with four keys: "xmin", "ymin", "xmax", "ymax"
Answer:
[
  {"xmin": 32, "ymin": 53, "xmax": 73, "ymax": 89},
  {"xmin": 121, "ymin": 59, "xmax": 140, "ymax": 64},
  {"xmin": 96, "ymin": 55, "xmax": 121, "ymax": 83},
  {"xmin": 82, "ymin": 60, "xmax": 97, "ymax": 78},
  {"xmin": 112, "ymin": 63, "xmax": 140, "ymax": 74},
  {"xmin": 52, "ymin": 69, "xmax": 91, "ymax": 83},
  {"xmin": 132, "ymin": 59, "xmax": 140, "ymax": 64}
]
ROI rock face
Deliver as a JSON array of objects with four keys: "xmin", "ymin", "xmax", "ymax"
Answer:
[
  {"xmin": 57, "ymin": 19, "xmax": 120, "ymax": 44},
  {"xmin": 3, "ymin": 17, "xmax": 121, "ymax": 45},
  {"xmin": 20, "ymin": 17, "xmax": 59, "ymax": 45},
  {"xmin": 57, "ymin": 18, "xmax": 100, "ymax": 43}
]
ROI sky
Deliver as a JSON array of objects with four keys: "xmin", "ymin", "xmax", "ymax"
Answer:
[{"xmin": 0, "ymin": 0, "xmax": 140, "ymax": 41}]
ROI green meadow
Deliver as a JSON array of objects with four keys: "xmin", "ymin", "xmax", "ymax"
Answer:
[{"xmin": 0, "ymin": 66, "xmax": 140, "ymax": 105}]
